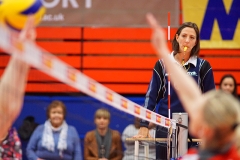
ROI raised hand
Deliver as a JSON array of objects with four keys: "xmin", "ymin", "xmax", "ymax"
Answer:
[
  {"xmin": 0, "ymin": 15, "xmax": 36, "ymax": 138},
  {"xmin": 146, "ymin": 13, "xmax": 170, "ymax": 59},
  {"xmin": 18, "ymin": 15, "xmax": 36, "ymax": 42}
]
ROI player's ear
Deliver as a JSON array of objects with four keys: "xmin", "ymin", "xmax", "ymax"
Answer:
[{"xmin": 176, "ymin": 34, "xmax": 179, "ymax": 42}]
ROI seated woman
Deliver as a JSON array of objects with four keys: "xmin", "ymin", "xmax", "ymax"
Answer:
[
  {"xmin": 143, "ymin": 13, "xmax": 240, "ymax": 159},
  {"xmin": 84, "ymin": 108, "xmax": 123, "ymax": 160},
  {"xmin": 219, "ymin": 74, "xmax": 239, "ymax": 99},
  {"xmin": 0, "ymin": 128, "xmax": 22, "ymax": 159},
  {"xmin": 26, "ymin": 100, "xmax": 82, "ymax": 160}
]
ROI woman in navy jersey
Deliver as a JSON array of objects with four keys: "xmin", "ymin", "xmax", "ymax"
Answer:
[
  {"xmin": 136, "ymin": 18, "xmax": 215, "ymax": 159},
  {"xmin": 143, "ymin": 13, "xmax": 240, "ymax": 160}
]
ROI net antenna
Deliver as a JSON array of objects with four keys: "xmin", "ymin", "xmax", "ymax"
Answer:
[
  {"xmin": 167, "ymin": 11, "xmax": 172, "ymax": 160},
  {"xmin": 167, "ymin": 12, "xmax": 171, "ymax": 119}
]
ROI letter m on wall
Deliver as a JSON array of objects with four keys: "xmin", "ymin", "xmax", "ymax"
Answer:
[{"xmin": 200, "ymin": 0, "xmax": 240, "ymax": 40}]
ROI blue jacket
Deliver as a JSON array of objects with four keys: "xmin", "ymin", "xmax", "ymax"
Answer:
[
  {"xmin": 26, "ymin": 124, "xmax": 82, "ymax": 160},
  {"xmin": 141, "ymin": 56, "xmax": 215, "ymax": 127}
]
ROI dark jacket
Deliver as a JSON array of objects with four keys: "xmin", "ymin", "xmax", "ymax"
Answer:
[
  {"xmin": 141, "ymin": 56, "xmax": 215, "ymax": 127},
  {"xmin": 84, "ymin": 129, "xmax": 123, "ymax": 160}
]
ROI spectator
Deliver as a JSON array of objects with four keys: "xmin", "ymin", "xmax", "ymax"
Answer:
[
  {"xmin": 18, "ymin": 116, "xmax": 39, "ymax": 141},
  {"xmin": 26, "ymin": 100, "xmax": 82, "ymax": 160},
  {"xmin": 18, "ymin": 116, "xmax": 39, "ymax": 160},
  {"xmin": 219, "ymin": 74, "xmax": 238, "ymax": 98},
  {"xmin": 122, "ymin": 117, "xmax": 155, "ymax": 160},
  {"xmin": 84, "ymin": 108, "xmax": 123, "ymax": 160}
]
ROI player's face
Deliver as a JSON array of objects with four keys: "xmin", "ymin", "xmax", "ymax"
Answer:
[
  {"xmin": 176, "ymin": 27, "xmax": 197, "ymax": 53},
  {"xmin": 49, "ymin": 106, "xmax": 64, "ymax": 128},
  {"xmin": 220, "ymin": 77, "xmax": 235, "ymax": 94},
  {"xmin": 95, "ymin": 116, "xmax": 110, "ymax": 130}
]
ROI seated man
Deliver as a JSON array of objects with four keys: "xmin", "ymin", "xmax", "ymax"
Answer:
[{"xmin": 84, "ymin": 108, "xmax": 123, "ymax": 160}]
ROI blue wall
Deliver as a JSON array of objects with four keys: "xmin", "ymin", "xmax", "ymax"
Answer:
[
  {"xmin": 13, "ymin": 95, "xmax": 145, "ymax": 137},
  {"xmin": 14, "ymin": 95, "xmax": 145, "ymax": 159}
]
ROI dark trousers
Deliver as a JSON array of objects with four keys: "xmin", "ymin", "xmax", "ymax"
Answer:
[
  {"xmin": 155, "ymin": 126, "xmax": 168, "ymax": 160},
  {"xmin": 155, "ymin": 126, "xmax": 200, "ymax": 160}
]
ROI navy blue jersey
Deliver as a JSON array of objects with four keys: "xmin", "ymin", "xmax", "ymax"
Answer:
[{"xmin": 141, "ymin": 55, "xmax": 215, "ymax": 127}]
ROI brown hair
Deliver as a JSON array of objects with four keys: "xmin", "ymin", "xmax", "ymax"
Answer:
[
  {"xmin": 172, "ymin": 22, "xmax": 200, "ymax": 57},
  {"xmin": 46, "ymin": 100, "xmax": 67, "ymax": 119},
  {"xmin": 94, "ymin": 108, "xmax": 110, "ymax": 120},
  {"xmin": 219, "ymin": 74, "xmax": 238, "ymax": 98}
]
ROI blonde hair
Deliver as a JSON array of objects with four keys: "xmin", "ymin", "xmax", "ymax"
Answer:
[
  {"xmin": 202, "ymin": 90, "xmax": 240, "ymax": 152},
  {"xmin": 94, "ymin": 108, "xmax": 111, "ymax": 120}
]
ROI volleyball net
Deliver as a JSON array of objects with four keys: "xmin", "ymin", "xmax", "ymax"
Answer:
[
  {"xmin": 0, "ymin": 1, "xmax": 196, "ymax": 159},
  {"xmin": 0, "ymin": 23, "xmax": 197, "ymax": 159}
]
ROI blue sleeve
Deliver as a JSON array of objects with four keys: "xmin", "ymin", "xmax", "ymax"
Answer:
[
  {"xmin": 26, "ymin": 125, "xmax": 42, "ymax": 160},
  {"xmin": 141, "ymin": 60, "xmax": 164, "ymax": 127},
  {"xmin": 200, "ymin": 60, "xmax": 215, "ymax": 92},
  {"xmin": 71, "ymin": 127, "xmax": 82, "ymax": 160},
  {"xmin": 202, "ymin": 69, "xmax": 215, "ymax": 92}
]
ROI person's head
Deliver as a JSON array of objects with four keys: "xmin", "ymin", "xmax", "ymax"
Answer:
[
  {"xmin": 196, "ymin": 90, "xmax": 240, "ymax": 151},
  {"xmin": 134, "ymin": 117, "xmax": 141, "ymax": 129},
  {"xmin": 219, "ymin": 74, "xmax": 238, "ymax": 97},
  {"xmin": 46, "ymin": 100, "xmax": 67, "ymax": 128},
  {"xmin": 94, "ymin": 108, "xmax": 110, "ymax": 130},
  {"xmin": 172, "ymin": 22, "xmax": 200, "ymax": 57},
  {"xmin": 133, "ymin": 117, "xmax": 155, "ymax": 129}
]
